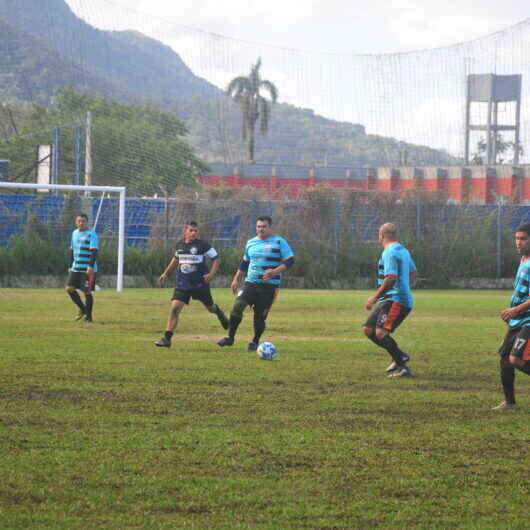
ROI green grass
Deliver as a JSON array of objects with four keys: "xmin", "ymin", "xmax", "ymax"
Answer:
[{"xmin": 0, "ymin": 288, "xmax": 528, "ymax": 528}]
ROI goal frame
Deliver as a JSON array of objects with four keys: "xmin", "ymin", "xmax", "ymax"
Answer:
[{"xmin": 0, "ymin": 182, "xmax": 127, "ymax": 292}]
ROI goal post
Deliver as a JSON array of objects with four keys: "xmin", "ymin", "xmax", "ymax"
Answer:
[{"xmin": 0, "ymin": 182, "xmax": 126, "ymax": 292}]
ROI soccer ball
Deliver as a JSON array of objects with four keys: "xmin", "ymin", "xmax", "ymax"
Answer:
[{"xmin": 257, "ymin": 342, "xmax": 277, "ymax": 360}]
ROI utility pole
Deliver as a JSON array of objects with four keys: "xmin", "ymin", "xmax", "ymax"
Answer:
[{"xmin": 84, "ymin": 111, "xmax": 92, "ymax": 194}]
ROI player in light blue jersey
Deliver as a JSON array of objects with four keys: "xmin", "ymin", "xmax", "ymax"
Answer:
[
  {"xmin": 494, "ymin": 222, "xmax": 530, "ymax": 410},
  {"xmin": 363, "ymin": 223, "xmax": 417, "ymax": 377},
  {"xmin": 65, "ymin": 214, "xmax": 99, "ymax": 322},
  {"xmin": 218, "ymin": 215, "xmax": 294, "ymax": 351}
]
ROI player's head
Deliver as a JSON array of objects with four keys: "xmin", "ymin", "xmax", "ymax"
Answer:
[
  {"xmin": 378, "ymin": 223, "xmax": 397, "ymax": 245},
  {"xmin": 183, "ymin": 221, "xmax": 199, "ymax": 241},
  {"xmin": 515, "ymin": 223, "xmax": 530, "ymax": 256},
  {"xmin": 75, "ymin": 214, "xmax": 89, "ymax": 231},
  {"xmin": 256, "ymin": 216, "xmax": 273, "ymax": 239}
]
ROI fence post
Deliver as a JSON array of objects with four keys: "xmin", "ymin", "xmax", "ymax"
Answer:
[
  {"xmin": 416, "ymin": 197, "xmax": 422, "ymax": 241},
  {"xmin": 496, "ymin": 202, "xmax": 502, "ymax": 278},
  {"xmin": 334, "ymin": 200, "xmax": 342, "ymax": 277}
]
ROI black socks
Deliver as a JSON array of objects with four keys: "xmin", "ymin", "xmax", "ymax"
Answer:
[
  {"xmin": 68, "ymin": 291, "xmax": 85, "ymax": 312},
  {"xmin": 500, "ymin": 361, "xmax": 516, "ymax": 404}
]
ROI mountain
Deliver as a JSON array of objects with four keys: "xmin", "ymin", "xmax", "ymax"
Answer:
[
  {"xmin": 0, "ymin": 0, "xmax": 456, "ymax": 167},
  {"xmin": 0, "ymin": 0, "xmax": 218, "ymax": 102}
]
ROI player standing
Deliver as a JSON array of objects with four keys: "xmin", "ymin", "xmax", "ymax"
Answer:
[
  {"xmin": 363, "ymin": 223, "xmax": 417, "ymax": 377},
  {"xmin": 217, "ymin": 215, "xmax": 294, "ymax": 351},
  {"xmin": 155, "ymin": 221, "xmax": 228, "ymax": 348},
  {"xmin": 65, "ymin": 213, "xmax": 99, "ymax": 322},
  {"xmin": 494, "ymin": 223, "xmax": 530, "ymax": 410}
]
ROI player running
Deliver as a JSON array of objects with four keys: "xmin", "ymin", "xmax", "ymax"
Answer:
[
  {"xmin": 494, "ymin": 222, "xmax": 530, "ymax": 410},
  {"xmin": 217, "ymin": 215, "xmax": 294, "ymax": 351},
  {"xmin": 363, "ymin": 223, "xmax": 417, "ymax": 377},
  {"xmin": 155, "ymin": 221, "xmax": 228, "ymax": 348}
]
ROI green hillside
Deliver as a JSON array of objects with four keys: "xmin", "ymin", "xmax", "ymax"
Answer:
[{"xmin": 0, "ymin": 0, "xmax": 457, "ymax": 168}]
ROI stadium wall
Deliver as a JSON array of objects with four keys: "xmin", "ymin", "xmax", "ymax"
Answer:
[{"xmin": 198, "ymin": 164, "xmax": 530, "ymax": 204}]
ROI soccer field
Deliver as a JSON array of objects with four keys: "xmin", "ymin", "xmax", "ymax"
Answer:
[{"xmin": 1, "ymin": 288, "xmax": 528, "ymax": 528}]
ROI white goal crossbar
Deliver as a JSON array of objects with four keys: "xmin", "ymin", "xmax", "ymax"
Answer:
[{"xmin": 0, "ymin": 182, "xmax": 126, "ymax": 292}]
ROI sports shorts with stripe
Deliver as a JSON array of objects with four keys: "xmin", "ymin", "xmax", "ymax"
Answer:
[
  {"xmin": 498, "ymin": 326, "xmax": 530, "ymax": 360},
  {"xmin": 364, "ymin": 300, "xmax": 411, "ymax": 332}
]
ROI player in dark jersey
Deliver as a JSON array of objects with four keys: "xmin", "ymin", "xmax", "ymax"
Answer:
[
  {"xmin": 217, "ymin": 215, "xmax": 294, "ymax": 351},
  {"xmin": 65, "ymin": 214, "xmax": 99, "ymax": 322},
  {"xmin": 363, "ymin": 223, "xmax": 417, "ymax": 377},
  {"xmin": 494, "ymin": 222, "xmax": 530, "ymax": 410},
  {"xmin": 155, "ymin": 221, "xmax": 228, "ymax": 348}
]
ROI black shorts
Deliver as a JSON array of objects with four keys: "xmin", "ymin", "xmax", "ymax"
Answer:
[
  {"xmin": 238, "ymin": 282, "xmax": 277, "ymax": 311},
  {"xmin": 364, "ymin": 300, "xmax": 411, "ymax": 332},
  {"xmin": 172, "ymin": 286, "xmax": 214, "ymax": 306},
  {"xmin": 67, "ymin": 271, "xmax": 96, "ymax": 293},
  {"xmin": 499, "ymin": 326, "xmax": 530, "ymax": 360}
]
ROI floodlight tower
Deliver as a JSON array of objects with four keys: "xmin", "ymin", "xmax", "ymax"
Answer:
[{"xmin": 464, "ymin": 74, "xmax": 522, "ymax": 165}]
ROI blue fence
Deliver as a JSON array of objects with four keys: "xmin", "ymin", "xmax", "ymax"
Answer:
[{"xmin": 2, "ymin": 193, "xmax": 530, "ymax": 251}]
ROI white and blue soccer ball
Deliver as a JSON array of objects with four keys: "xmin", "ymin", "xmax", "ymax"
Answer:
[{"xmin": 257, "ymin": 342, "xmax": 277, "ymax": 361}]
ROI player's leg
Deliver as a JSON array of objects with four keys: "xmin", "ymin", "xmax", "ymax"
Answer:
[
  {"xmin": 155, "ymin": 291, "xmax": 187, "ymax": 347},
  {"xmin": 493, "ymin": 328, "xmax": 519, "ymax": 409},
  {"xmin": 83, "ymin": 272, "xmax": 96, "ymax": 322},
  {"xmin": 199, "ymin": 287, "xmax": 229, "ymax": 330},
  {"xmin": 65, "ymin": 271, "xmax": 86, "ymax": 319},
  {"xmin": 217, "ymin": 285, "xmax": 253, "ymax": 347},
  {"xmin": 362, "ymin": 302, "xmax": 409, "ymax": 373},
  {"xmin": 377, "ymin": 303, "xmax": 411, "ymax": 377},
  {"xmin": 248, "ymin": 287, "xmax": 275, "ymax": 351}
]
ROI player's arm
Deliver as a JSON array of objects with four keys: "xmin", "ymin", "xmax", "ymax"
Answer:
[
  {"xmin": 86, "ymin": 231, "xmax": 99, "ymax": 275},
  {"xmin": 366, "ymin": 274, "xmax": 397, "ymax": 310},
  {"xmin": 158, "ymin": 257, "xmax": 178, "ymax": 286},
  {"xmin": 86, "ymin": 248, "xmax": 98, "ymax": 275},
  {"xmin": 409, "ymin": 269, "xmax": 417, "ymax": 287},
  {"xmin": 203, "ymin": 247, "xmax": 220, "ymax": 282},
  {"xmin": 231, "ymin": 261, "xmax": 248, "ymax": 294},
  {"xmin": 501, "ymin": 299, "xmax": 530, "ymax": 322},
  {"xmin": 263, "ymin": 238, "xmax": 295, "ymax": 280},
  {"xmin": 263, "ymin": 256, "xmax": 294, "ymax": 280},
  {"xmin": 68, "ymin": 248, "xmax": 74, "ymax": 272}
]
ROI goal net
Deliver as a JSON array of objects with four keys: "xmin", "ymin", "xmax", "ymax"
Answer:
[{"xmin": 0, "ymin": 182, "xmax": 126, "ymax": 291}]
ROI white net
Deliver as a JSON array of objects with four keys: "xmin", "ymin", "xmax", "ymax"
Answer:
[{"xmin": 0, "ymin": 0, "xmax": 529, "ymax": 178}]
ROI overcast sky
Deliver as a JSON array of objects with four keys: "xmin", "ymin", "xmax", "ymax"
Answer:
[
  {"xmin": 68, "ymin": 0, "xmax": 528, "ymax": 54},
  {"xmin": 64, "ymin": 0, "xmax": 530, "ymax": 158}
]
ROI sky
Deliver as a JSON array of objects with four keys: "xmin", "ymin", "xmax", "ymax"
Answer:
[
  {"xmin": 64, "ymin": 0, "xmax": 530, "ymax": 159},
  {"xmin": 67, "ymin": 0, "xmax": 529, "ymax": 55}
]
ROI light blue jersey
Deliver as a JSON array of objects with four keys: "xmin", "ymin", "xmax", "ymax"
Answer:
[
  {"xmin": 243, "ymin": 235, "xmax": 294, "ymax": 286},
  {"xmin": 508, "ymin": 257, "xmax": 530, "ymax": 328},
  {"xmin": 70, "ymin": 229, "xmax": 99, "ymax": 273},
  {"xmin": 377, "ymin": 242, "xmax": 416, "ymax": 308}
]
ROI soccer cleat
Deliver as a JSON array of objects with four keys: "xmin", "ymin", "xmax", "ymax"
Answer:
[
  {"xmin": 386, "ymin": 354, "xmax": 410, "ymax": 373},
  {"xmin": 387, "ymin": 366, "xmax": 412, "ymax": 378},
  {"xmin": 217, "ymin": 337, "xmax": 234, "ymax": 347},
  {"xmin": 155, "ymin": 337, "xmax": 171, "ymax": 348},
  {"xmin": 492, "ymin": 401, "xmax": 517, "ymax": 410},
  {"xmin": 74, "ymin": 309, "xmax": 85, "ymax": 321},
  {"xmin": 247, "ymin": 341, "xmax": 258, "ymax": 352},
  {"xmin": 83, "ymin": 315, "xmax": 93, "ymax": 323}
]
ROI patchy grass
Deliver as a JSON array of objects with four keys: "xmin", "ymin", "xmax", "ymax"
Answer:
[{"xmin": 0, "ymin": 288, "xmax": 528, "ymax": 528}]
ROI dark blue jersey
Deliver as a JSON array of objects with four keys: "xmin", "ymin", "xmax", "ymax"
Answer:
[{"xmin": 174, "ymin": 239, "xmax": 218, "ymax": 290}]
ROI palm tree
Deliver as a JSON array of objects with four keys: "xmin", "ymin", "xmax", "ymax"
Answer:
[{"xmin": 226, "ymin": 58, "xmax": 278, "ymax": 164}]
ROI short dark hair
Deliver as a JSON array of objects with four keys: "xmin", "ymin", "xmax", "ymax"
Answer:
[
  {"xmin": 256, "ymin": 215, "xmax": 272, "ymax": 226},
  {"xmin": 77, "ymin": 213, "xmax": 88, "ymax": 220},
  {"xmin": 516, "ymin": 223, "xmax": 530, "ymax": 236},
  {"xmin": 185, "ymin": 221, "xmax": 198, "ymax": 228}
]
